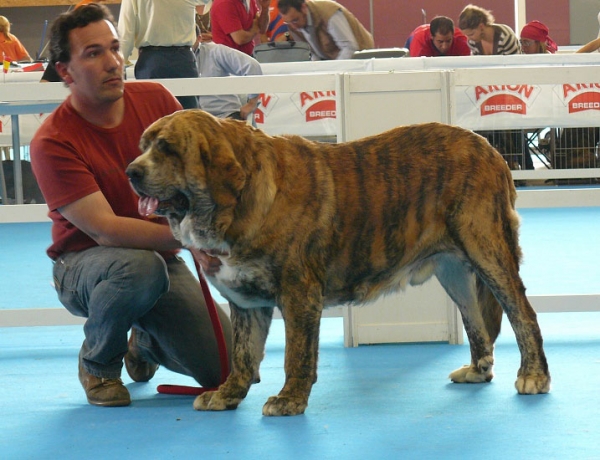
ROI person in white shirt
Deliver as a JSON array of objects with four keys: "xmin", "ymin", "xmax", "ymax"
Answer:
[
  {"xmin": 118, "ymin": 0, "xmax": 208, "ymax": 109},
  {"xmin": 195, "ymin": 38, "xmax": 263, "ymax": 120}
]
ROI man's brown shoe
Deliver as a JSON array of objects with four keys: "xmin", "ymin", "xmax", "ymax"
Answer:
[
  {"xmin": 124, "ymin": 328, "xmax": 159, "ymax": 382},
  {"xmin": 78, "ymin": 357, "xmax": 131, "ymax": 407}
]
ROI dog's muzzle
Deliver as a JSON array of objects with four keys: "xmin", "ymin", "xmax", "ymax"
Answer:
[{"xmin": 126, "ymin": 163, "xmax": 190, "ymax": 218}]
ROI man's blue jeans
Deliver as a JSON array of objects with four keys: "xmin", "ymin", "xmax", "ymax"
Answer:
[{"xmin": 53, "ymin": 246, "xmax": 231, "ymax": 387}]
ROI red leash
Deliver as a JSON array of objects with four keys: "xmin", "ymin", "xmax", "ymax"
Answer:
[{"xmin": 156, "ymin": 254, "xmax": 230, "ymax": 396}]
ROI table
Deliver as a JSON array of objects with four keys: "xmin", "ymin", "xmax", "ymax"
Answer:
[{"xmin": 0, "ymin": 101, "xmax": 60, "ymax": 204}]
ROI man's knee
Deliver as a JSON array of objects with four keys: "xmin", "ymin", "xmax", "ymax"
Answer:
[{"xmin": 115, "ymin": 250, "xmax": 170, "ymax": 304}]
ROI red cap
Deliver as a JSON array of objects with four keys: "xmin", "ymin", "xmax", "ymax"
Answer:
[{"xmin": 521, "ymin": 21, "xmax": 558, "ymax": 53}]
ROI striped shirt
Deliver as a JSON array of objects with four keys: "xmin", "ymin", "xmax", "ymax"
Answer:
[{"xmin": 468, "ymin": 23, "xmax": 520, "ymax": 56}]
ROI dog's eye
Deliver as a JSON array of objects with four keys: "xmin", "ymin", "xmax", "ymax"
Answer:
[{"xmin": 157, "ymin": 138, "xmax": 178, "ymax": 157}]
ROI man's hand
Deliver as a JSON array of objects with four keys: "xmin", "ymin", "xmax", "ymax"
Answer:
[
  {"xmin": 190, "ymin": 248, "xmax": 227, "ymax": 276},
  {"xmin": 250, "ymin": 18, "xmax": 260, "ymax": 35},
  {"xmin": 200, "ymin": 32, "xmax": 213, "ymax": 43},
  {"xmin": 240, "ymin": 96, "xmax": 259, "ymax": 120}
]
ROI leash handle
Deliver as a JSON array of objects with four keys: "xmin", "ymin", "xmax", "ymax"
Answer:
[{"xmin": 157, "ymin": 251, "xmax": 230, "ymax": 395}]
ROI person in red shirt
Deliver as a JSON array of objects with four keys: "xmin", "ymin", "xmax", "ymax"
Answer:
[
  {"xmin": 408, "ymin": 16, "xmax": 471, "ymax": 57},
  {"xmin": 210, "ymin": 0, "xmax": 271, "ymax": 55},
  {"xmin": 30, "ymin": 4, "xmax": 231, "ymax": 407}
]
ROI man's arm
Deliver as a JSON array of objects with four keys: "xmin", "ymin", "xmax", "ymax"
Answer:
[
  {"xmin": 117, "ymin": 0, "xmax": 137, "ymax": 63},
  {"xmin": 212, "ymin": 43, "xmax": 263, "ymax": 120},
  {"xmin": 256, "ymin": 0, "xmax": 271, "ymax": 35},
  {"xmin": 327, "ymin": 10, "xmax": 360, "ymax": 60},
  {"xmin": 229, "ymin": 0, "xmax": 270, "ymax": 46},
  {"xmin": 230, "ymin": 20, "xmax": 261, "ymax": 46},
  {"xmin": 408, "ymin": 29, "xmax": 427, "ymax": 57},
  {"xmin": 577, "ymin": 37, "xmax": 600, "ymax": 53},
  {"xmin": 59, "ymin": 191, "xmax": 182, "ymax": 251},
  {"xmin": 60, "ymin": 192, "xmax": 226, "ymax": 274},
  {"xmin": 240, "ymin": 96, "xmax": 259, "ymax": 120}
]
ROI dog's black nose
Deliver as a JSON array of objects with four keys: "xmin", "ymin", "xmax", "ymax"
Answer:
[{"xmin": 125, "ymin": 163, "xmax": 144, "ymax": 184}]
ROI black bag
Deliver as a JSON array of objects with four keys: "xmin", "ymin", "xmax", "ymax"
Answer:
[{"xmin": 253, "ymin": 41, "xmax": 312, "ymax": 63}]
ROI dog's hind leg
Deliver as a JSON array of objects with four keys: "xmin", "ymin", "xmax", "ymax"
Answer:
[
  {"xmin": 470, "ymin": 254, "xmax": 550, "ymax": 394},
  {"xmin": 455, "ymin": 205, "xmax": 550, "ymax": 394},
  {"xmin": 194, "ymin": 304, "xmax": 274, "ymax": 411},
  {"xmin": 434, "ymin": 255, "xmax": 502, "ymax": 384}
]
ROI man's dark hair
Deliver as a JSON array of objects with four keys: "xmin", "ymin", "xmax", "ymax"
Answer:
[
  {"xmin": 430, "ymin": 16, "xmax": 455, "ymax": 37},
  {"xmin": 49, "ymin": 3, "xmax": 115, "ymax": 65},
  {"xmin": 277, "ymin": 0, "xmax": 305, "ymax": 15}
]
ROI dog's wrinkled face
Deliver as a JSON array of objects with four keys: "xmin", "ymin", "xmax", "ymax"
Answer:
[{"xmin": 126, "ymin": 110, "xmax": 246, "ymax": 250}]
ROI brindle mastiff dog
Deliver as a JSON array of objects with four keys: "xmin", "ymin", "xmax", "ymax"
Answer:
[{"xmin": 126, "ymin": 110, "xmax": 551, "ymax": 416}]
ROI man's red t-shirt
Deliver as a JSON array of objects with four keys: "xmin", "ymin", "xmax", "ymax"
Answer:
[
  {"xmin": 409, "ymin": 24, "xmax": 471, "ymax": 57},
  {"xmin": 211, "ymin": 0, "xmax": 259, "ymax": 55},
  {"xmin": 30, "ymin": 81, "xmax": 182, "ymax": 260}
]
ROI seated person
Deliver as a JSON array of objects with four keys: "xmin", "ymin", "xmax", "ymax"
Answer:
[
  {"xmin": 196, "ymin": 39, "xmax": 263, "ymax": 120},
  {"xmin": 0, "ymin": 15, "xmax": 32, "ymax": 62},
  {"xmin": 408, "ymin": 16, "xmax": 471, "ymax": 57}
]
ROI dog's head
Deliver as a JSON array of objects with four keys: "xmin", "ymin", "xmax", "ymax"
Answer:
[{"xmin": 126, "ymin": 109, "xmax": 247, "ymax": 250}]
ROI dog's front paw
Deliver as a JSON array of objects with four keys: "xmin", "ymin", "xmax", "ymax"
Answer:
[
  {"xmin": 449, "ymin": 357, "xmax": 494, "ymax": 384},
  {"xmin": 193, "ymin": 390, "xmax": 242, "ymax": 411},
  {"xmin": 262, "ymin": 395, "xmax": 308, "ymax": 416},
  {"xmin": 515, "ymin": 373, "xmax": 551, "ymax": 394}
]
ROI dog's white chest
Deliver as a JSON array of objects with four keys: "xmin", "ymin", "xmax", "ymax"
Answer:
[{"xmin": 209, "ymin": 256, "xmax": 277, "ymax": 308}]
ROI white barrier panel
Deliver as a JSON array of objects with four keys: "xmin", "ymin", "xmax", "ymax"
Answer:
[
  {"xmin": 452, "ymin": 66, "xmax": 600, "ymax": 130},
  {"xmin": 340, "ymin": 70, "xmax": 451, "ymax": 141},
  {"xmin": 339, "ymin": 69, "xmax": 463, "ymax": 346}
]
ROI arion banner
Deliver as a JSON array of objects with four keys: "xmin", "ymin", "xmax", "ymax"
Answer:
[
  {"xmin": 254, "ymin": 90, "xmax": 338, "ymax": 138},
  {"xmin": 253, "ymin": 83, "xmax": 600, "ymax": 138},
  {"xmin": 454, "ymin": 83, "xmax": 600, "ymax": 130}
]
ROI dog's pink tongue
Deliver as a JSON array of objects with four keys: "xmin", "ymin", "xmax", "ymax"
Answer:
[{"xmin": 138, "ymin": 196, "xmax": 159, "ymax": 217}]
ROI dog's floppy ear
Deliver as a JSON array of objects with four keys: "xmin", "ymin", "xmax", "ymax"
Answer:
[
  {"xmin": 199, "ymin": 138, "xmax": 245, "ymax": 236},
  {"xmin": 205, "ymin": 138, "xmax": 247, "ymax": 208}
]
